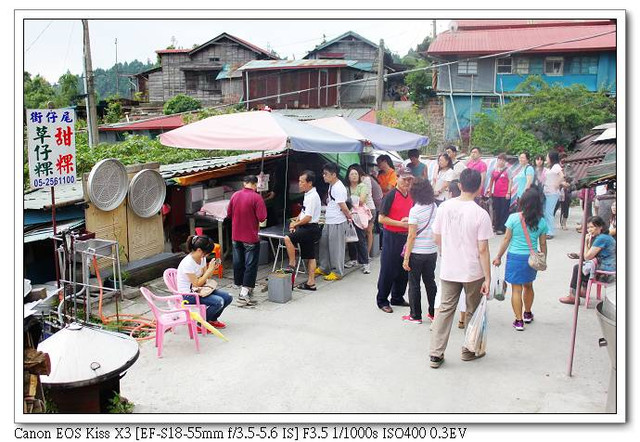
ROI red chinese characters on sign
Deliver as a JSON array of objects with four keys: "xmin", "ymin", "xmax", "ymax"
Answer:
[
  {"xmin": 55, "ymin": 126, "xmax": 74, "ymax": 147},
  {"xmin": 55, "ymin": 154, "xmax": 75, "ymax": 174}
]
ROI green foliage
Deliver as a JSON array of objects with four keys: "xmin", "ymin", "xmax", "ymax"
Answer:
[
  {"xmin": 377, "ymin": 106, "xmax": 438, "ymax": 155},
  {"xmin": 74, "ymin": 133, "xmax": 219, "ymax": 177},
  {"xmin": 404, "ymin": 60, "xmax": 435, "ymax": 105},
  {"xmin": 181, "ymin": 104, "xmax": 244, "ymax": 124},
  {"xmin": 107, "ymin": 392, "xmax": 134, "ymax": 413},
  {"xmin": 471, "ymin": 75, "xmax": 616, "ymax": 154},
  {"xmin": 103, "ymin": 97, "xmax": 124, "ymax": 124},
  {"xmin": 24, "ymin": 72, "xmax": 56, "ymax": 109},
  {"xmin": 93, "ymin": 59, "xmax": 158, "ymax": 100},
  {"xmin": 163, "ymin": 94, "xmax": 202, "ymax": 115}
]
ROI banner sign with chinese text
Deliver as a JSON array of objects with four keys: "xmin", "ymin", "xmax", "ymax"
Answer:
[{"xmin": 27, "ymin": 109, "xmax": 76, "ymax": 189}]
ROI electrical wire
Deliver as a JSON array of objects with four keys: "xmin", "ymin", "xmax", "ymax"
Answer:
[{"xmin": 25, "ymin": 21, "xmax": 53, "ymax": 53}]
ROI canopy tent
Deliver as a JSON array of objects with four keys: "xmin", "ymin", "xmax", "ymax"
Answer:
[
  {"xmin": 159, "ymin": 111, "xmax": 362, "ymax": 153},
  {"xmin": 305, "ymin": 116, "xmax": 429, "ymax": 152}
]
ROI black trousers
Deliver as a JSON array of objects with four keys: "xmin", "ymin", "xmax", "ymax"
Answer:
[
  {"xmin": 407, "ymin": 252, "xmax": 438, "ymax": 319},
  {"xmin": 492, "ymin": 196, "xmax": 510, "ymax": 232},
  {"xmin": 376, "ymin": 230, "xmax": 408, "ymax": 308}
]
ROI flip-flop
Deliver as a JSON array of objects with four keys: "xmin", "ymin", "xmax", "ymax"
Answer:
[
  {"xmin": 297, "ymin": 282, "xmax": 317, "ymax": 291},
  {"xmin": 567, "ymin": 252, "xmax": 580, "ymax": 259}
]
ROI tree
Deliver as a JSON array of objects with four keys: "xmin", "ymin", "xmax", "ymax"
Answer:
[
  {"xmin": 24, "ymin": 72, "xmax": 56, "ymax": 109},
  {"xmin": 53, "ymin": 71, "xmax": 81, "ymax": 107},
  {"xmin": 403, "ymin": 59, "xmax": 435, "ymax": 105},
  {"xmin": 377, "ymin": 105, "xmax": 439, "ymax": 155},
  {"xmin": 163, "ymin": 94, "xmax": 202, "ymax": 115},
  {"xmin": 103, "ymin": 97, "xmax": 124, "ymax": 123},
  {"xmin": 471, "ymin": 75, "xmax": 616, "ymax": 155}
]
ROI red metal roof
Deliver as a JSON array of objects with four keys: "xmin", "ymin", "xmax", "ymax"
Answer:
[
  {"xmin": 564, "ymin": 126, "xmax": 616, "ymax": 183},
  {"xmin": 99, "ymin": 114, "xmax": 186, "ymax": 132},
  {"xmin": 453, "ymin": 19, "xmax": 614, "ymax": 30},
  {"xmin": 428, "ymin": 22, "xmax": 616, "ymax": 56}
]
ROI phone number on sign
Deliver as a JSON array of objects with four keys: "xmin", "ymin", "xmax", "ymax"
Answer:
[{"xmin": 32, "ymin": 176, "xmax": 75, "ymax": 188}]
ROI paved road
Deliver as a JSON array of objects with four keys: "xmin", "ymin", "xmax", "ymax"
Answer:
[{"xmin": 118, "ymin": 210, "xmax": 615, "ymax": 415}]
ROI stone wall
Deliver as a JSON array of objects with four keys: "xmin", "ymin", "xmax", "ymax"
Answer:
[{"xmin": 421, "ymin": 96, "xmax": 445, "ymax": 151}]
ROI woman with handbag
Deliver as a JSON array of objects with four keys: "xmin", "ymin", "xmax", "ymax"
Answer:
[
  {"xmin": 345, "ymin": 165, "xmax": 372, "ymax": 273},
  {"xmin": 491, "ymin": 188, "xmax": 548, "ymax": 331},
  {"xmin": 402, "ymin": 179, "xmax": 438, "ymax": 323},
  {"xmin": 432, "ymin": 153, "xmax": 455, "ymax": 205}
]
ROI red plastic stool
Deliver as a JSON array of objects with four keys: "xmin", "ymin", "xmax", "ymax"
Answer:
[
  {"xmin": 195, "ymin": 227, "xmax": 223, "ymax": 279},
  {"xmin": 585, "ymin": 270, "xmax": 616, "ymax": 308}
]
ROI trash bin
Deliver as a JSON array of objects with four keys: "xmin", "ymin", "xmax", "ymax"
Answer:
[{"xmin": 595, "ymin": 299, "xmax": 616, "ymax": 413}]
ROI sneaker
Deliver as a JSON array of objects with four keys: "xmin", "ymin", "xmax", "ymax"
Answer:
[
  {"xmin": 402, "ymin": 315, "xmax": 422, "ymax": 324},
  {"xmin": 323, "ymin": 272, "xmax": 342, "ymax": 281},
  {"xmin": 426, "ymin": 313, "xmax": 435, "ymax": 322},
  {"xmin": 238, "ymin": 295, "xmax": 256, "ymax": 306},
  {"xmin": 429, "ymin": 356, "xmax": 444, "ymax": 368},
  {"xmin": 344, "ymin": 260, "xmax": 357, "ymax": 268},
  {"xmin": 314, "ymin": 268, "xmax": 327, "ymax": 276},
  {"xmin": 523, "ymin": 311, "xmax": 534, "ymax": 323},
  {"xmin": 362, "ymin": 263, "xmax": 371, "ymax": 274},
  {"xmin": 208, "ymin": 320, "xmax": 226, "ymax": 329},
  {"xmin": 513, "ymin": 319, "xmax": 524, "ymax": 331}
]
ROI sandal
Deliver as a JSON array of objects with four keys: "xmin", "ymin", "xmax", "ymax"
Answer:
[
  {"xmin": 567, "ymin": 252, "xmax": 580, "ymax": 259},
  {"xmin": 297, "ymin": 282, "xmax": 316, "ymax": 291},
  {"xmin": 458, "ymin": 320, "xmax": 465, "ymax": 329}
]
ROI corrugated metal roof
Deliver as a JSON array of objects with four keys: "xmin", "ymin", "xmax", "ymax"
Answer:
[
  {"xmin": 159, "ymin": 149, "xmax": 287, "ymax": 180},
  {"xmin": 428, "ymin": 23, "xmax": 616, "ymax": 55},
  {"xmin": 216, "ymin": 63, "xmax": 244, "ymax": 80},
  {"xmin": 272, "ymin": 107, "xmax": 374, "ymax": 121},
  {"xmin": 453, "ymin": 19, "xmax": 614, "ymax": 31},
  {"xmin": 564, "ymin": 124, "xmax": 617, "ymax": 183},
  {"xmin": 24, "ymin": 219, "xmax": 85, "ymax": 244},
  {"xmin": 24, "ymin": 184, "xmax": 85, "ymax": 211},
  {"xmin": 239, "ymin": 59, "xmax": 358, "ymax": 71},
  {"xmin": 99, "ymin": 114, "xmax": 186, "ymax": 132}
]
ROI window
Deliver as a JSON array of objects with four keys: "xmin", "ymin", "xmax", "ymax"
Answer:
[
  {"xmin": 544, "ymin": 57, "xmax": 564, "ymax": 75},
  {"xmin": 529, "ymin": 58, "xmax": 544, "ymax": 75},
  {"xmin": 568, "ymin": 56, "xmax": 599, "ymax": 74},
  {"xmin": 209, "ymin": 57, "xmax": 220, "ymax": 62},
  {"xmin": 457, "ymin": 60, "xmax": 478, "ymax": 75},
  {"xmin": 482, "ymin": 96, "xmax": 500, "ymax": 109},
  {"xmin": 496, "ymin": 58, "xmax": 512, "ymax": 74},
  {"xmin": 514, "ymin": 58, "xmax": 529, "ymax": 75},
  {"xmin": 185, "ymin": 72, "xmax": 198, "ymax": 91}
]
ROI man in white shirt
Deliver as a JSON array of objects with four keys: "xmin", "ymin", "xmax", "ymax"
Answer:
[
  {"xmin": 316, "ymin": 162, "xmax": 353, "ymax": 281},
  {"xmin": 283, "ymin": 171, "xmax": 322, "ymax": 290},
  {"xmin": 429, "ymin": 168, "xmax": 493, "ymax": 369}
]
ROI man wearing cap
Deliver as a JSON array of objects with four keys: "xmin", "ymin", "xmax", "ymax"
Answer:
[
  {"xmin": 376, "ymin": 166, "xmax": 415, "ymax": 313},
  {"xmin": 446, "ymin": 145, "xmax": 467, "ymax": 180}
]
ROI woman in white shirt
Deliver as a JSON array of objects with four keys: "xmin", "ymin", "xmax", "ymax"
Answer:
[
  {"xmin": 176, "ymin": 235, "xmax": 232, "ymax": 329},
  {"xmin": 543, "ymin": 151, "xmax": 566, "ymax": 239},
  {"xmin": 432, "ymin": 153, "xmax": 455, "ymax": 205}
]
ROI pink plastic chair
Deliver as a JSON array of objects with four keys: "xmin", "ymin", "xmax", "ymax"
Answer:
[
  {"xmin": 585, "ymin": 270, "xmax": 616, "ymax": 309},
  {"xmin": 163, "ymin": 268, "xmax": 208, "ymax": 336},
  {"xmin": 139, "ymin": 286, "xmax": 199, "ymax": 358}
]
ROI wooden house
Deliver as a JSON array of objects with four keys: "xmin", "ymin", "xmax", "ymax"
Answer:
[
  {"xmin": 427, "ymin": 20, "xmax": 617, "ymax": 141},
  {"xmin": 135, "ymin": 33, "xmax": 278, "ymax": 106}
]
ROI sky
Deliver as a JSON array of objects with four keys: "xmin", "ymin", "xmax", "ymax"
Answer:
[{"xmin": 23, "ymin": 19, "xmax": 451, "ymax": 84}]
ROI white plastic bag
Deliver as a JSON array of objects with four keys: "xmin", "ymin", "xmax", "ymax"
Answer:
[
  {"xmin": 464, "ymin": 296, "xmax": 488, "ymax": 355},
  {"xmin": 345, "ymin": 222, "xmax": 359, "ymax": 243},
  {"xmin": 490, "ymin": 265, "xmax": 505, "ymax": 301}
]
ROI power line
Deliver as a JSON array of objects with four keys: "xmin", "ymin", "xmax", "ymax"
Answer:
[{"xmin": 25, "ymin": 21, "xmax": 53, "ymax": 53}]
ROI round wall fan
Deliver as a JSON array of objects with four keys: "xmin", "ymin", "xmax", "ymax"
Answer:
[
  {"xmin": 127, "ymin": 169, "xmax": 166, "ymax": 218},
  {"xmin": 87, "ymin": 159, "xmax": 128, "ymax": 211}
]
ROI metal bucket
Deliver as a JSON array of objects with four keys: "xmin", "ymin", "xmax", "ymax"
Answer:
[{"xmin": 596, "ymin": 300, "xmax": 616, "ymax": 413}]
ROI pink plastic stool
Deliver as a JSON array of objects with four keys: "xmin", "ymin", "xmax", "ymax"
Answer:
[{"xmin": 585, "ymin": 270, "xmax": 616, "ymax": 308}]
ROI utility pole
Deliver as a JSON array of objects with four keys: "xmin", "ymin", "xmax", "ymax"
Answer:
[
  {"xmin": 375, "ymin": 39, "xmax": 385, "ymax": 111},
  {"xmin": 433, "ymin": 20, "xmax": 437, "ymax": 39},
  {"xmin": 115, "ymin": 38, "xmax": 119, "ymax": 96},
  {"xmin": 82, "ymin": 19, "xmax": 99, "ymax": 148}
]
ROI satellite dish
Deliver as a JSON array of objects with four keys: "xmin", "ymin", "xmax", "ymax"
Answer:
[
  {"xmin": 127, "ymin": 169, "xmax": 166, "ymax": 218},
  {"xmin": 87, "ymin": 159, "xmax": 128, "ymax": 211}
]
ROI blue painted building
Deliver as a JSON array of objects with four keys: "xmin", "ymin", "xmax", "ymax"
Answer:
[{"xmin": 427, "ymin": 20, "xmax": 617, "ymax": 141}]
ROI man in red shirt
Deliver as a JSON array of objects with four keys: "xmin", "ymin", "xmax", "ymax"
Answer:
[
  {"xmin": 376, "ymin": 167, "xmax": 414, "ymax": 313},
  {"xmin": 227, "ymin": 175, "xmax": 268, "ymax": 304}
]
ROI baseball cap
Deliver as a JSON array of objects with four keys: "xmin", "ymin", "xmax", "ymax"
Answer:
[{"xmin": 397, "ymin": 166, "xmax": 414, "ymax": 179}]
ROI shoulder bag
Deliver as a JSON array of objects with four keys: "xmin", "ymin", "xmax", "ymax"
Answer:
[
  {"xmin": 401, "ymin": 204, "xmax": 436, "ymax": 257},
  {"xmin": 519, "ymin": 214, "xmax": 547, "ymax": 271}
]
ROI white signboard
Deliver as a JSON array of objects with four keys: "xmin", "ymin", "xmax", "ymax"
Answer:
[{"xmin": 26, "ymin": 108, "xmax": 76, "ymax": 189}]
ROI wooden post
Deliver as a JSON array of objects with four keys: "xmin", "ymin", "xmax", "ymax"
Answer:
[{"xmin": 375, "ymin": 39, "xmax": 385, "ymax": 112}]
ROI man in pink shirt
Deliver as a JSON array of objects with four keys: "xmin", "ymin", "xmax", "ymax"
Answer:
[
  {"xmin": 227, "ymin": 175, "xmax": 268, "ymax": 304},
  {"xmin": 466, "ymin": 147, "xmax": 488, "ymax": 193},
  {"xmin": 429, "ymin": 168, "xmax": 493, "ymax": 368}
]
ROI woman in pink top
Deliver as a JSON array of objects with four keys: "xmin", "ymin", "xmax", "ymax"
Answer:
[
  {"xmin": 488, "ymin": 153, "xmax": 511, "ymax": 235},
  {"xmin": 466, "ymin": 147, "xmax": 488, "ymax": 195}
]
